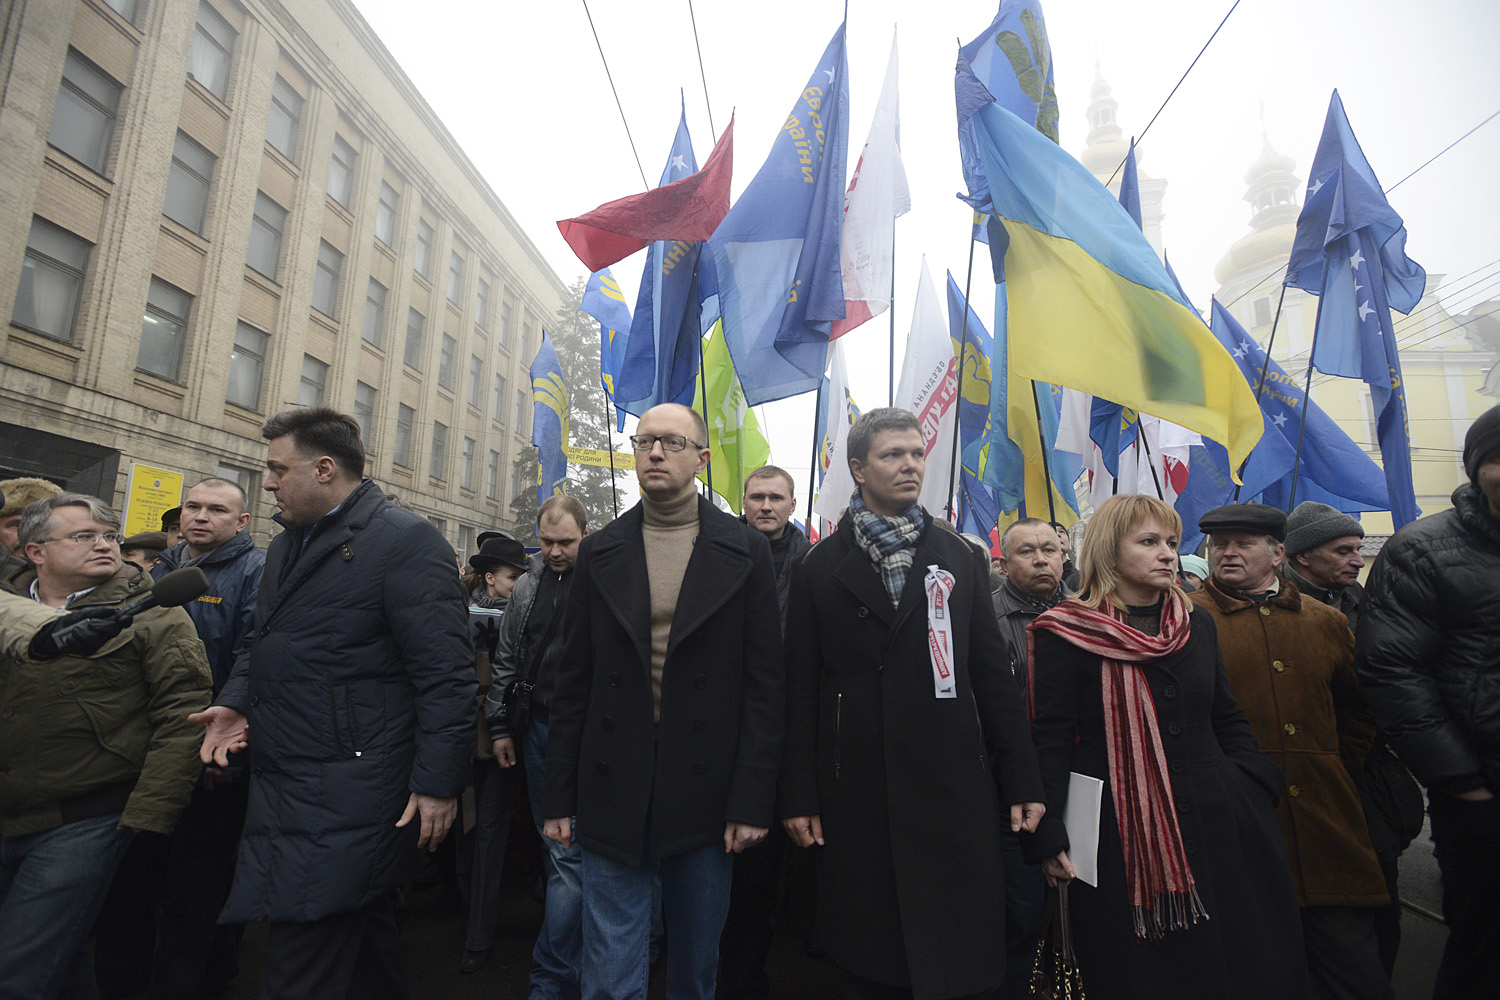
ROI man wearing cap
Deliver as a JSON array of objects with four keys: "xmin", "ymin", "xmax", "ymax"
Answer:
[
  {"xmin": 1191, "ymin": 503, "xmax": 1392, "ymax": 1000},
  {"xmin": 485, "ymin": 495, "xmax": 590, "ymax": 999},
  {"xmin": 121, "ymin": 530, "xmax": 169, "ymax": 572},
  {"xmin": 0, "ymin": 477, "xmax": 63, "ymax": 578},
  {"xmin": 456, "ymin": 531, "xmax": 528, "ymax": 974},
  {"xmin": 161, "ymin": 507, "xmax": 183, "ymax": 549},
  {"xmin": 1356, "ymin": 405, "xmax": 1500, "ymax": 1000},
  {"xmin": 1282, "ymin": 502, "xmax": 1367, "ymax": 630}
]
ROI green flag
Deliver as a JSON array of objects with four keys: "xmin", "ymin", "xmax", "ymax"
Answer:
[{"xmin": 694, "ymin": 322, "xmax": 771, "ymax": 513}]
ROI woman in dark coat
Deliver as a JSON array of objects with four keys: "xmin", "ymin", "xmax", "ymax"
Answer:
[{"xmin": 1024, "ymin": 495, "xmax": 1310, "ymax": 1000}]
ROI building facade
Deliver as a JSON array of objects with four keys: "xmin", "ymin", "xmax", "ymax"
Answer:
[{"xmin": 0, "ymin": 0, "xmax": 565, "ymax": 556}]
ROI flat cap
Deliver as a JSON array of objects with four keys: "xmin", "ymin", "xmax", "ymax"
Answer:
[
  {"xmin": 122, "ymin": 531, "xmax": 169, "ymax": 551},
  {"xmin": 160, "ymin": 506, "xmax": 182, "ymax": 529},
  {"xmin": 1198, "ymin": 503, "xmax": 1287, "ymax": 541},
  {"xmin": 1284, "ymin": 501, "xmax": 1364, "ymax": 558}
]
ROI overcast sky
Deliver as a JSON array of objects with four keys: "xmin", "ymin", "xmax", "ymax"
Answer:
[{"xmin": 351, "ymin": 0, "xmax": 1500, "ymax": 507}]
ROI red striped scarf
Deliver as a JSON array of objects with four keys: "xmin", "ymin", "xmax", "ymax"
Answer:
[{"xmin": 1026, "ymin": 591, "xmax": 1208, "ymax": 940}]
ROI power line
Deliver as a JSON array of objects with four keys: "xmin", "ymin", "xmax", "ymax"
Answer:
[
  {"xmin": 1386, "ymin": 108, "xmax": 1500, "ymax": 194},
  {"xmin": 580, "ymin": 0, "xmax": 649, "ymax": 191},
  {"xmin": 686, "ymin": 0, "xmax": 716, "ymax": 137},
  {"xmin": 1106, "ymin": 0, "xmax": 1241, "ymax": 187}
]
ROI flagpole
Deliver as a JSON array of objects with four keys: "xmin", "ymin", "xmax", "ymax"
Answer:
[
  {"xmin": 690, "ymin": 255, "xmax": 713, "ymax": 502},
  {"xmin": 946, "ymin": 222, "xmax": 980, "ymax": 520},
  {"xmin": 806, "ymin": 381, "xmax": 823, "ymax": 527},
  {"xmin": 888, "ymin": 228, "xmax": 897, "ymax": 406},
  {"xmin": 1286, "ymin": 306, "xmax": 1325, "ymax": 510},
  {"xmin": 1231, "ymin": 284, "xmax": 1287, "ymax": 501},
  {"xmin": 1136, "ymin": 425, "xmax": 1166, "ymax": 500},
  {"xmin": 601, "ymin": 388, "xmax": 620, "ymax": 519},
  {"xmin": 1030, "ymin": 381, "xmax": 1058, "ymax": 525}
]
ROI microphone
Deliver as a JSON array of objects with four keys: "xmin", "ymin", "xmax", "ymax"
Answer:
[
  {"xmin": 115, "ymin": 566, "xmax": 211, "ymax": 619},
  {"xmin": 27, "ymin": 567, "xmax": 211, "ymax": 660}
]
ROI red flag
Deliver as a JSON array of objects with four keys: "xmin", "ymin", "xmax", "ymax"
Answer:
[{"xmin": 558, "ymin": 117, "xmax": 734, "ymax": 273}]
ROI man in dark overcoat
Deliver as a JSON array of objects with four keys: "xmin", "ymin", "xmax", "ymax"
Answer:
[
  {"xmin": 194, "ymin": 408, "xmax": 475, "ymax": 999},
  {"xmin": 543, "ymin": 402, "xmax": 784, "ymax": 1000},
  {"xmin": 780, "ymin": 407, "xmax": 1046, "ymax": 1000}
]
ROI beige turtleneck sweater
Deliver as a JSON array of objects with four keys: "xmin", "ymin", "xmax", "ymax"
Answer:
[{"xmin": 642, "ymin": 489, "xmax": 699, "ymax": 723}]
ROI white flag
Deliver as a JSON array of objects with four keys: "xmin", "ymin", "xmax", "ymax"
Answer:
[
  {"xmin": 814, "ymin": 341, "xmax": 860, "ymax": 524},
  {"xmin": 830, "ymin": 32, "xmax": 910, "ymax": 340},
  {"xmin": 893, "ymin": 259, "xmax": 958, "ymax": 516}
]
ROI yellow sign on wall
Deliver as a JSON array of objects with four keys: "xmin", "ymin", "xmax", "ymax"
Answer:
[{"xmin": 123, "ymin": 463, "xmax": 183, "ymax": 536}]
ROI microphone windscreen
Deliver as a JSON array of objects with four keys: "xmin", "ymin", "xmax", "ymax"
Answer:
[{"xmin": 151, "ymin": 567, "xmax": 210, "ymax": 608}]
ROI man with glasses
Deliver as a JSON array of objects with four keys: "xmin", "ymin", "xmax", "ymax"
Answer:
[
  {"xmin": 0, "ymin": 492, "xmax": 212, "ymax": 1000},
  {"xmin": 544, "ymin": 403, "xmax": 784, "ymax": 1000}
]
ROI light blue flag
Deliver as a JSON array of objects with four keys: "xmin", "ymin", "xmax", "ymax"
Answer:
[
  {"xmin": 580, "ymin": 268, "xmax": 632, "ymax": 401},
  {"xmin": 1284, "ymin": 91, "xmax": 1423, "ymax": 528},
  {"xmin": 1174, "ymin": 298, "xmax": 1393, "ymax": 552},
  {"xmin": 615, "ymin": 99, "xmax": 703, "ymax": 421},
  {"xmin": 530, "ymin": 332, "xmax": 569, "ymax": 503},
  {"xmin": 709, "ymin": 23, "xmax": 849, "ymax": 406}
]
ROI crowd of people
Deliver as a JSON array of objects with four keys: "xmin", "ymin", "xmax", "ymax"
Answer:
[{"xmin": 0, "ymin": 400, "xmax": 1496, "ymax": 1000}]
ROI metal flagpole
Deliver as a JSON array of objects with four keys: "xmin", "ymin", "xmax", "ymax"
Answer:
[
  {"xmin": 1232, "ymin": 284, "xmax": 1288, "ymax": 501},
  {"xmin": 945, "ymin": 224, "xmax": 979, "ymax": 520},
  {"xmin": 1286, "ymin": 286, "xmax": 1330, "ymax": 509},
  {"xmin": 888, "ymin": 228, "xmax": 897, "ymax": 406},
  {"xmin": 1030, "ymin": 381, "xmax": 1058, "ymax": 525},
  {"xmin": 1136, "ymin": 420, "xmax": 1166, "ymax": 500},
  {"xmin": 601, "ymin": 387, "xmax": 620, "ymax": 519},
  {"xmin": 806, "ymin": 380, "xmax": 823, "ymax": 527}
]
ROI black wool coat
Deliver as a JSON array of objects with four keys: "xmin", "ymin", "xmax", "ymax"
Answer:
[
  {"xmin": 543, "ymin": 497, "xmax": 784, "ymax": 866},
  {"xmin": 779, "ymin": 513, "xmax": 1045, "ymax": 1000},
  {"xmin": 217, "ymin": 480, "xmax": 477, "ymax": 923},
  {"xmin": 1024, "ymin": 606, "xmax": 1311, "ymax": 1000}
]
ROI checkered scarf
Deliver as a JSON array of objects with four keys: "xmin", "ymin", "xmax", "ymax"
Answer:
[{"xmin": 848, "ymin": 490, "xmax": 925, "ymax": 607}]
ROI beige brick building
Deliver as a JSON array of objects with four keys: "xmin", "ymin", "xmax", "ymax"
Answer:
[{"xmin": 0, "ymin": 0, "xmax": 566, "ymax": 556}]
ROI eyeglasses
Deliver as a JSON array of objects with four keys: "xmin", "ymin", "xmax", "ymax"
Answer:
[
  {"xmin": 628, "ymin": 434, "xmax": 704, "ymax": 453},
  {"xmin": 43, "ymin": 531, "xmax": 125, "ymax": 547}
]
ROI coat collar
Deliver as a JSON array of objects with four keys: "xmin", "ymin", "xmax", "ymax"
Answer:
[
  {"xmin": 262, "ymin": 480, "xmax": 383, "ymax": 622},
  {"xmin": 1200, "ymin": 572, "xmax": 1302, "ymax": 615},
  {"xmin": 830, "ymin": 510, "xmax": 945, "ymax": 633}
]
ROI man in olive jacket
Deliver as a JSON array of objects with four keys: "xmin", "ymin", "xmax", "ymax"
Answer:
[
  {"xmin": 0, "ymin": 492, "xmax": 211, "ymax": 1000},
  {"xmin": 195, "ymin": 409, "xmax": 475, "ymax": 1000}
]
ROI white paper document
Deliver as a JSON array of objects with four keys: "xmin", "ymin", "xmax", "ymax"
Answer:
[{"xmin": 1063, "ymin": 772, "xmax": 1104, "ymax": 888}]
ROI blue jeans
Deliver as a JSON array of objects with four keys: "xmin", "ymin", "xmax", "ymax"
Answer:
[
  {"xmin": 0, "ymin": 813, "xmax": 135, "ymax": 1000},
  {"xmin": 526, "ymin": 719, "xmax": 583, "ymax": 1000},
  {"xmin": 580, "ymin": 841, "xmax": 732, "ymax": 1000}
]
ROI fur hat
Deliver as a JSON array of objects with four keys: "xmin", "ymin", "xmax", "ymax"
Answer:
[
  {"xmin": 1463, "ymin": 405, "xmax": 1500, "ymax": 485},
  {"xmin": 0, "ymin": 477, "xmax": 62, "ymax": 518},
  {"xmin": 1284, "ymin": 502, "xmax": 1364, "ymax": 559}
]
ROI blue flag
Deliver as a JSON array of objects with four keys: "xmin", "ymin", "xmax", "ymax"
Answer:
[
  {"xmin": 709, "ymin": 23, "xmax": 849, "ymax": 406},
  {"xmin": 1088, "ymin": 138, "xmax": 1144, "ymax": 478},
  {"xmin": 530, "ymin": 331, "xmax": 569, "ymax": 503},
  {"xmin": 1284, "ymin": 91, "xmax": 1424, "ymax": 528},
  {"xmin": 614, "ymin": 100, "xmax": 704, "ymax": 420},
  {"xmin": 958, "ymin": 467, "xmax": 1001, "ymax": 542},
  {"xmin": 1174, "ymin": 298, "xmax": 1393, "ymax": 551},
  {"xmin": 580, "ymin": 268, "xmax": 632, "ymax": 401}
]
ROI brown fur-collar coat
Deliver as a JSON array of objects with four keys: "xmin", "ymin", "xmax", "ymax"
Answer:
[{"xmin": 1192, "ymin": 575, "xmax": 1388, "ymax": 907}]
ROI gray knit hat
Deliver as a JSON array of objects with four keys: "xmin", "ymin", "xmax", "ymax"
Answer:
[
  {"xmin": 1284, "ymin": 501, "xmax": 1364, "ymax": 558},
  {"xmin": 1463, "ymin": 405, "xmax": 1500, "ymax": 485}
]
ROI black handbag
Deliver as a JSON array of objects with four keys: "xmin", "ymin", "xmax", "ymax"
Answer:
[
  {"xmin": 1356, "ymin": 738, "xmax": 1426, "ymax": 862},
  {"xmin": 1029, "ymin": 881, "xmax": 1086, "ymax": 999}
]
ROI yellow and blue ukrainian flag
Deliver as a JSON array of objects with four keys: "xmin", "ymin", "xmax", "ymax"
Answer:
[{"xmin": 530, "ymin": 332, "xmax": 569, "ymax": 502}]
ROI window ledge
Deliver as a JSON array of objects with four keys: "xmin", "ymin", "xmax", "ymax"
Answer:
[{"xmin": 184, "ymin": 75, "xmax": 230, "ymax": 120}]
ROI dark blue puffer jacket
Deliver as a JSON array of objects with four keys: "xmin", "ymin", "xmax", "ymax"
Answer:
[
  {"xmin": 153, "ymin": 530, "xmax": 265, "ymax": 696},
  {"xmin": 216, "ymin": 480, "xmax": 476, "ymax": 923}
]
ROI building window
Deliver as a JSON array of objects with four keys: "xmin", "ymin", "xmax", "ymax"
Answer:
[
  {"xmin": 163, "ymin": 131, "xmax": 215, "ymax": 234},
  {"xmin": 265, "ymin": 75, "xmax": 301, "ymax": 160},
  {"xmin": 438, "ymin": 334, "xmax": 456, "ymax": 390},
  {"xmin": 467, "ymin": 355, "xmax": 482, "ymax": 407},
  {"xmin": 188, "ymin": 1, "xmax": 235, "ymax": 101},
  {"xmin": 447, "ymin": 251, "xmax": 463, "ymax": 304},
  {"xmin": 362, "ymin": 278, "xmax": 387, "ymax": 347},
  {"xmin": 49, "ymin": 50, "xmax": 121, "ymax": 175},
  {"xmin": 428, "ymin": 516, "xmax": 447, "ymax": 537},
  {"xmin": 414, "ymin": 219, "xmax": 433, "ymax": 278},
  {"xmin": 429, "ymin": 421, "xmax": 448, "ymax": 480},
  {"xmin": 298, "ymin": 355, "xmax": 327, "ymax": 408},
  {"xmin": 327, "ymin": 134, "xmax": 356, "ymax": 209},
  {"xmin": 375, "ymin": 181, "xmax": 398, "ymax": 245},
  {"xmin": 510, "ymin": 458, "xmax": 525, "ymax": 501},
  {"xmin": 12, "ymin": 217, "xmax": 90, "ymax": 343},
  {"xmin": 522, "ymin": 322, "xmax": 534, "ymax": 360},
  {"xmin": 1252, "ymin": 296, "xmax": 1273, "ymax": 328},
  {"xmin": 216, "ymin": 462, "xmax": 257, "ymax": 498},
  {"xmin": 457, "ymin": 524, "xmax": 474, "ymax": 562},
  {"xmin": 246, "ymin": 192, "xmax": 285, "ymax": 280},
  {"xmin": 104, "ymin": 0, "xmax": 137, "ymax": 22},
  {"xmin": 461, "ymin": 437, "xmax": 475, "ymax": 490},
  {"xmin": 311, "ymin": 241, "xmax": 342, "ymax": 317},
  {"xmin": 486, "ymin": 450, "xmax": 499, "ymax": 499},
  {"xmin": 136, "ymin": 278, "xmax": 191, "ymax": 380},
  {"xmin": 227, "ymin": 320, "xmax": 267, "ymax": 410},
  {"xmin": 492, "ymin": 373, "xmax": 507, "ymax": 423},
  {"xmin": 394, "ymin": 404, "xmax": 414, "ymax": 467},
  {"xmin": 515, "ymin": 387, "xmax": 528, "ymax": 432},
  {"xmin": 354, "ymin": 381, "xmax": 377, "ymax": 446},
  {"xmin": 476, "ymin": 278, "xmax": 490, "ymax": 329},
  {"xmin": 404, "ymin": 308, "xmax": 425, "ymax": 369},
  {"xmin": 498, "ymin": 300, "xmax": 512, "ymax": 348}
]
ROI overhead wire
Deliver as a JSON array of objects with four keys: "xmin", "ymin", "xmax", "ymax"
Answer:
[
  {"xmin": 580, "ymin": 0, "xmax": 650, "ymax": 190},
  {"xmin": 686, "ymin": 0, "xmax": 716, "ymax": 137}
]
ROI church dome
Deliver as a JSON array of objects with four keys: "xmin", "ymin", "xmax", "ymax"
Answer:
[{"xmin": 1216, "ymin": 132, "xmax": 1302, "ymax": 286}]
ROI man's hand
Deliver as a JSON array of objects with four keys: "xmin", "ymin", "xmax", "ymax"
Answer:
[
  {"xmin": 783, "ymin": 814, "xmax": 824, "ymax": 848},
  {"xmin": 396, "ymin": 793, "xmax": 457, "ymax": 851},
  {"xmin": 724, "ymin": 823, "xmax": 768, "ymax": 854},
  {"xmin": 544, "ymin": 817, "xmax": 573, "ymax": 849},
  {"xmin": 28, "ymin": 607, "xmax": 131, "ymax": 660},
  {"xmin": 1041, "ymin": 850, "xmax": 1076, "ymax": 888},
  {"xmin": 189, "ymin": 706, "xmax": 248, "ymax": 766},
  {"xmin": 1010, "ymin": 801, "xmax": 1046, "ymax": 833},
  {"xmin": 492, "ymin": 737, "xmax": 517, "ymax": 768}
]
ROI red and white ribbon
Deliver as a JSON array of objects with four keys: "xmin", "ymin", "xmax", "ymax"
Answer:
[{"xmin": 924, "ymin": 564, "xmax": 957, "ymax": 699}]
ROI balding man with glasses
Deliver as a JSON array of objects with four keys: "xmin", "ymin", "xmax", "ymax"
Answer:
[
  {"xmin": 543, "ymin": 402, "xmax": 784, "ymax": 1000},
  {"xmin": 0, "ymin": 492, "xmax": 211, "ymax": 1000}
]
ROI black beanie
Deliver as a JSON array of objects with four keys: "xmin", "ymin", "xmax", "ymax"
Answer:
[{"xmin": 1464, "ymin": 405, "xmax": 1500, "ymax": 485}]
